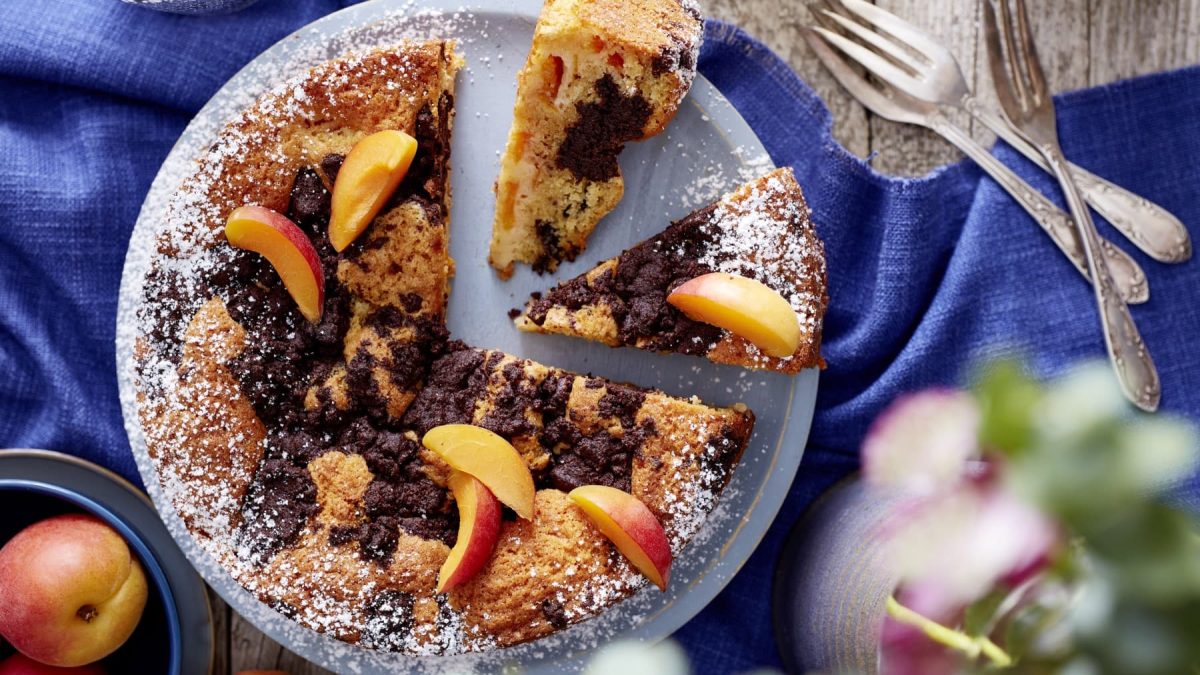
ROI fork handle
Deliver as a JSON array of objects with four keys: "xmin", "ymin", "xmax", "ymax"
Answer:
[
  {"xmin": 1042, "ymin": 143, "xmax": 1162, "ymax": 411},
  {"xmin": 964, "ymin": 98, "xmax": 1192, "ymax": 263},
  {"xmin": 930, "ymin": 115, "xmax": 1147, "ymax": 304}
]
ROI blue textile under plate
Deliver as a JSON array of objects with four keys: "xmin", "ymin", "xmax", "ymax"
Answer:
[{"xmin": 1, "ymin": 1, "xmax": 1198, "ymax": 672}]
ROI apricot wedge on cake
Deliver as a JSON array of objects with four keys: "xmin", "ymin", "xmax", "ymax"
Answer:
[
  {"xmin": 422, "ymin": 424, "xmax": 536, "ymax": 520},
  {"xmin": 667, "ymin": 272, "xmax": 801, "ymax": 358},
  {"xmin": 329, "ymin": 130, "xmax": 419, "ymax": 251},
  {"xmin": 438, "ymin": 471, "xmax": 503, "ymax": 593},
  {"xmin": 569, "ymin": 485, "xmax": 672, "ymax": 590},
  {"xmin": 224, "ymin": 205, "xmax": 325, "ymax": 323}
]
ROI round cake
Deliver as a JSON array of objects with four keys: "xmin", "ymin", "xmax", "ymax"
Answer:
[{"xmin": 130, "ymin": 38, "xmax": 761, "ymax": 654}]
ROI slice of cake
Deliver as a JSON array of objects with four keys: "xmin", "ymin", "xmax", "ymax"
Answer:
[
  {"xmin": 133, "ymin": 39, "xmax": 754, "ymax": 654},
  {"xmin": 516, "ymin": 167, "xmax": 828, "ymax": 374},
  {"xmin": 488, "ymin": 0, "xmax": 704, "ymax": 277}
]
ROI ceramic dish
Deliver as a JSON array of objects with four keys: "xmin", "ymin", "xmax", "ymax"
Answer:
[
  {"xmin": 115, "ymin": 1, "xmax": 819, "ymax": 671},
  {"xmin": 0, "ymin": 449, "xmax": 212, "ymax": 675}
]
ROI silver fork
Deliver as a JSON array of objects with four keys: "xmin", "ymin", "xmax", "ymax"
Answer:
[
  {"xmin": 982, "ymin": 0, "xmax": 1159, "ymax": 411},
  {"xmin": 817, "ymin": 0, "xmax": 1191, "ymax": 264},
  {"xmin": 803, "ymin": 9, "xmax": 1147, "ymax": 305}
]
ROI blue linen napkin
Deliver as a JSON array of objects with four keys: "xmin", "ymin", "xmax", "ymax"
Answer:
[
  {"xmin": 1, "ymin": 2, "xmax": 1197, "ymax": 671},
  {"xmin": 122, "ymin": 0, "xmax": 262, "ymax": 15}
]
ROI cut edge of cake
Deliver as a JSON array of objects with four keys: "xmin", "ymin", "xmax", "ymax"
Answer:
[{"xmin": 488, "ymin": 0, "xmax": 704, "ymax": 278}]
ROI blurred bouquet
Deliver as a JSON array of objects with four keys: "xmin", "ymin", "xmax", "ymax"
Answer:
[{"xmin": 865, "ymin": 362, "xmax": 1200, "ymax": 675}]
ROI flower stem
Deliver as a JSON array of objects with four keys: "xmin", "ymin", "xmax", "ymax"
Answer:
[{"xmin": 886, "ymin": 595, "xmax": 1013, "ymax": 668}]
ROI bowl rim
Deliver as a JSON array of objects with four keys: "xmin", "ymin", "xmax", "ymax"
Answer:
[{"xmin": 0, "ymin": 449, "xmax": 206, "ymax": 675}]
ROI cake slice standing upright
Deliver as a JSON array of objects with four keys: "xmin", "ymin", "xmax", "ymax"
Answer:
[
  {"xmin": 516, "ymin": 167, "xmax": 828, "ymax": 374},
  {"xmin": 489, "ymin": 0, "xmax": 704, "ymax": 278}
]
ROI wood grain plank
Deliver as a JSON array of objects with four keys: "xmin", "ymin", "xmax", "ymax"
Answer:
[
  {"xmin": 207, "ymin": 588, "xmax": 230, "ymax": 675},
  {"xmin": 229, "ymin": 613, "xmax": 332, "ymax": 675},
  {"xmin": 1088, "ymin": 0, "xmax": 1200, "ymax": 84},
  {"xmin": 973, "ymin": 0, "xmax": 1091, "ymax": 95},
  {"xmin": 969, "ymin": 0, "xmax": 1090, "ymax": 151},
  {"xmin": 707, "ymin": 0, "xmax": 872, "ymax": 158}
]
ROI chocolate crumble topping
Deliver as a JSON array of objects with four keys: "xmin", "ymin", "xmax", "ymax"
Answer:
[
  {"xmin": 541, "ymin": 598, "xmax": 569, "ymax": 630},
  {"xmin": 139, "ymin": 264, "xmax": 200, "ymax": 367},
  {"xmin": 359, "ymin": 590, "xmax": 415, "ymax": 649},
  {"xmin": 286, "ymin": 167, "xmax": 332, "ymax": 234},
  {"xmin": 199, "ymin": 159, "xmax": 456, "ymax": 564},
  {"xmin": 596, "ymin": 381, "xmax": 646, "ymax": 430},
  {"xmin": 556, "ymin": 75, "xmax": 652, "ymax": 183},
  {"xmin": 402, "ymin": 348, "xmax": 496, "ymax": 434},
  {"xmin": 396, "ymin": 94, "xmax": 454, "ymax": 208},
  {"xmin": 527, "ymin": 203, "xmax": 725, "ymax": 355},
  {"xmin": 319, "ymin": 153, "xmax": 345, "ymax": 185},
  {"xmin": 546, "ymin": 419, "xmax": 653, "ymax": 493},
  {"xmin": 237, "ymin": 459, "xmax": 319, "ymax": 562}
]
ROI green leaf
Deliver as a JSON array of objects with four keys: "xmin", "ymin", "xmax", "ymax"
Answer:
[
  {"xmin": 972, "ymin": 360, "xmax": 1040, "ymax": 456},
  {"xmin": 965, "ymin": 588, "xmax": 1011, "ymax": 636},
  {"xmin": 1004, "ymin": 601, "xmax": 1065, "ymax": 663}
]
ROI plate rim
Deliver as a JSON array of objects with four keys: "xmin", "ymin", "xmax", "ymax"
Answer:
[{"xmin": 114, "ymin": 1, "xmax": 819, "ymax": 671}]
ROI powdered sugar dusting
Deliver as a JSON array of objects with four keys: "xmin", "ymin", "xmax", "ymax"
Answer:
[{"xmin": 693, "ymin": 168, "xmax": 827, "ymax": 367}]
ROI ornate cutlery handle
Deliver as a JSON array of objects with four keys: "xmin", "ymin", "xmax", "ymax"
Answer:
[
  {"xmin": 1043, "ymin": 145, "xmax": 1161, "ymax": 412},
  {"xmin": 1068, "ymin": 166, "xmax": 1192, "ymax": 262},
  {"xmin": 964, "ymin": 98, "xmax": 1191, "ymax": 263},
  {"xmin": 931, "ymin": 115, "xmax": 1148, "ymax": 304}
]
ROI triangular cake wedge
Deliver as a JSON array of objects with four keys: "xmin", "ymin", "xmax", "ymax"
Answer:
[
  {"xmin": 517, "ymin": 167, "xmax": 828, "ymax": 374},
  {"xmin": 488, "ymin": 0, "xmax": 704, "ymax": 277}
]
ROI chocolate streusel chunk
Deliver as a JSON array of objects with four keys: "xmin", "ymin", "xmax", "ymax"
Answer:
[{"xmin": 237, "ymin": 459, "xmax": 319, "ymax": 562}]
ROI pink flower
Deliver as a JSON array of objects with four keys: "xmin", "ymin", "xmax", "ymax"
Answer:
[
  {"xmin": 863, "ymin": 389, "xmax": 981, "ymax": 495},
  {"xmin": 886, "ymin": 483, "xmax": 1058, "ymax": 618},
  {"xmin": 880, "ymin": 616, "xmax": 961, "ymax": 675}
]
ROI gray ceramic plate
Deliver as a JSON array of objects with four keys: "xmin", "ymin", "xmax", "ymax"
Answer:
[{"xmin": 116, "ymin": 0, "xmax": 819, "ymax": 672}]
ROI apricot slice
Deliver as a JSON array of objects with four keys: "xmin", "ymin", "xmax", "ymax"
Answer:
[
  {"xmin": 437, "ymin": 471, "xmax": 503, "ymax": 593},
  {"xmin": 569, "ymin": 485, "xmax": 672, "ymax": 590},
  {"xmin": 224, "ymin": 205, "xmax": 325, "ymax": 322},
  {"xmin": 422, "ymin": 424, "xmax": 536, "ymax": 520},
  {"xmin": 667, "ymin": 272, "xmax": 801, "ymax": 358},
  {"xmin": 328, "ymin": 130, "xmax": 419, "ymax": 252}
]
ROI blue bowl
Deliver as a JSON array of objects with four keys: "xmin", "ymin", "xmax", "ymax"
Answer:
[{"xmin": 0, "ymin": 451, "xmax": 211, "ymax": 674}]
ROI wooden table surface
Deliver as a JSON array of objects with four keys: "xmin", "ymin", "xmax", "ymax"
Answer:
[{"xmin": 214, "ymin": 1, "xmax": 1199, "ymax": 672}]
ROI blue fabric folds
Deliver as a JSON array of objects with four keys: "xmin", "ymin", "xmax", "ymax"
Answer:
[{"xmin": 1, "ymin": 2, "xmax": 1197, "ymax": 671}]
